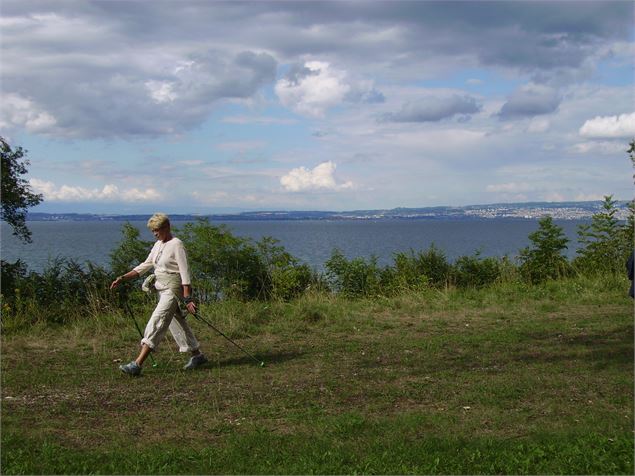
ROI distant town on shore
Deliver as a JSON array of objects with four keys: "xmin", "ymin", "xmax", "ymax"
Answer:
[{"xmin": 25, "ymin": 200, "xmax": 631, "ymax": 222}]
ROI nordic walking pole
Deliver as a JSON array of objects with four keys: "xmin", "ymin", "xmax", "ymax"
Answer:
[
  {"xmin": 124, "ymin": 300, "xmax": 158, "ymax": 368},
  {"xmin": 193, "ymin": 311, "xmax": 264, "ymax": 367}
]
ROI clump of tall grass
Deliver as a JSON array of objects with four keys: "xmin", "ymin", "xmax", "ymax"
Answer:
[
  {"xmin": 324, "ymin": 245, "xmax": 518, "ymax": 299},
  {"xmin": 0, "ymin": 257, "xmax": 115, "ymax": 332}
]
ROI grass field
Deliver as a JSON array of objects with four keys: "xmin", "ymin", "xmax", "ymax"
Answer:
[{"xmin": 2, "ymin": 275, "xmax": 633, "ymax": 474}]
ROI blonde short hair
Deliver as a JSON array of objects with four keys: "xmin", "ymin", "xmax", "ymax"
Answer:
[{"xmin": 147, "ymin": 213, "xmax": 170, "ymax": 231}]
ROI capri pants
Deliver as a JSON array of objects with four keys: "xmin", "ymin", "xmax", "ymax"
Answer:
[{"xmin": 141, "ymin": 287, "xmax": 200, "ymax": 352}]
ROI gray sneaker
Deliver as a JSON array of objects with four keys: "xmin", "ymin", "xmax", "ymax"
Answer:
[
  {"xmin": 120, "ymin": 361, "xmax": 141, "ymax": 376},
  {"xmin": 184, "ymin": 354, "xmax": 208, "ymax": 370}
]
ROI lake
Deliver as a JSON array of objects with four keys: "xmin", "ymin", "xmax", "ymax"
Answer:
[{"xmin": 1, "ymin": 219, "xmax": 588, "ymax": 272}]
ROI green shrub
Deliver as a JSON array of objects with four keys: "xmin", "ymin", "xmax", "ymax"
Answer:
[
  {"xmin": 377, "ymin": 245, "xmax": 451, "ymax": 295},
  {"xmin": 413, "ymin": 244, "xmax": 452, "ymax": 288},
  {"xmin": 1, "ymin": 259, "xmax": 27, "ymax": 300},
  {"xmin": 326, "ymin": 246, "xmax": 511, "ymax": 298},
  {"xmin": 498, "ymin": 256, "xmax": 521, "ymax": 284},
  {"xmin": 109, "ymin": 222, "xmax": 153, "ymax": 277},
  {"xmin": 381, "ymin": 250, "xmax": 430, "ymax": 295},
  {"xmin": 256, "ymin": 236, "xmax": 315, "ymax": 301},
  {"xmin": 1, "ymin": 257, "xmax": 112, "ymax": 328},
  {"xmin": 325, "ymin": 249, "xmax": 383, "ymax": 298},
  {"xmin": 452, "ymin": 253, "xmax": 502, "ymax": 288},
  {"xmin": 179, "ymin": 218, "xmax": 317, "ymax": 301},
  {"xmin": 178, "ymin": 219, "xmax": 266, "ymax": 300},
  {"xmin": 574, "ymin": 195, "xmax": 632, "ymax": 275},
  {"xmin": 519, "ymin": 216, "xmax": 571, "ymax": 284}
]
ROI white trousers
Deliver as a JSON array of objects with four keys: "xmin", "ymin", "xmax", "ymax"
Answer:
[{"xmin": 141, "ymin": 288, "xmax": 200, "ymax": 352}]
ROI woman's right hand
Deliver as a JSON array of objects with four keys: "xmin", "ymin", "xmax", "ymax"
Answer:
[{"xmin": 110, "ymin": 276, "xmax": 124, "ymax": 290}]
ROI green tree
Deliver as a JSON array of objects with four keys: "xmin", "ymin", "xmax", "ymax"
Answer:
[
  {"xmin": 519, "ymin": 216, "xmax": 570, "ymax": 283},
  {"xmin": 574, "ymin": 195, "xmax": 630, "ymax": 274},
  {"xmin": 109, "ymin": 223, "xmax": 153, "ymax": 277},
  {"xmin": 179, "ymin": 218, "xmax": 269, "ymax": 301},
  {"xmin": 1, "ymin": 138, "xmax": 43, "ymax": 243}
]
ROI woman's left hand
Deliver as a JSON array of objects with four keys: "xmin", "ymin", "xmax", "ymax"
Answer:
[{"xmin": 186, "ymin": 300, "xmax": 197, "ymax": 315}]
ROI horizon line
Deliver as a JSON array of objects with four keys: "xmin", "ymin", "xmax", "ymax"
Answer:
[{"xmin": 27, "ymin": 198, "xmax": 630, "ymax": 217}]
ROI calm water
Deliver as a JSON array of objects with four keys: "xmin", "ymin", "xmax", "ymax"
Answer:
[{"xmin": 1, "ymin": 219, "xmax": 588, "ymax": 272}]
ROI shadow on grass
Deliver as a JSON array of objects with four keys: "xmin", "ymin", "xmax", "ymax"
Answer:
[
  {"xmin": 424, "ymin": 325, "xmax": 634, "ymax": 374},
  {"xmin": 512, "ymin": 324, "xmax": 634, "ymax": 369},
  {"xmin": 212, "ymin": 350, "xmax": 305, "ymax": 368}
]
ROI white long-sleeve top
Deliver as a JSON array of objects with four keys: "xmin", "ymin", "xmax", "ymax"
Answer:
[{"xmin": 133, "ymin": 237, "xmax": 191, "ymax": 285}]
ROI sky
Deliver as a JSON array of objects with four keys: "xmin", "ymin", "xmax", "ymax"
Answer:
[{"xmin": 1, "ymin": 0, "xmax": 634, "ymax": 214}]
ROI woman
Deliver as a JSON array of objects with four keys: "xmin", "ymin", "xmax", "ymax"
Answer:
[{"xmin": 110, "ymin": 213, "xmax": 207, "ymax": 375}]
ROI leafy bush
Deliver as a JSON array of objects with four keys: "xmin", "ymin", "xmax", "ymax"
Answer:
[
  {"xmin": 381, "ymin": 250, "xmax": 431, "ymax": 294},
  {"xmin": 574, "ymin": 196, "xmax": 632, "ymax": 275},
  {"xmin": 325, "ymin": 249, "xmax": 383, "ymax": 298},
  {"xmin": 413, "ymin": 244, "xmax": 452, "ymax": 288},
  {"xmin": 519, "ymin": 216, "xmax": 571, "ymax": 283},
  {"xmin": 1, "ymin": 257, "xmax": 112, "ymax": 327},
  {"xmin": 179, "ymin": 219, "xmax": 315, "ymax": 301},
  {"xmin": 326, "ymin": 246, "xmax": 509, "ymax": 298},
  {"xmin": 256, "ymin": 236, "xmax": 315, "ymax": 301},
  {"xmin": 380, "ymin": 246, "xmax": 451, "ymax": 294},
  {"xmin": 1, "ymin": 259, "xmax": 27, "ymax": 300},
  {"xmin": 109, "ymin": 222, "xmax": 153, "ymax": 277},
  {"xmin": 179, "ymin": 219, "xmax": 267, "ymax": 300},
  {"xmin": 498, "ymin": 256, "xmax": 521, "ymax": 284},
  {"xmin": 452, "ymin": 253, "xmax": 502, "ymax": 288}
]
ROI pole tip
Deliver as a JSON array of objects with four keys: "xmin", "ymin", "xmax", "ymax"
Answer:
[{"xmin": 259, "ymin": 361, "xmax": 265, "ymax": 367}]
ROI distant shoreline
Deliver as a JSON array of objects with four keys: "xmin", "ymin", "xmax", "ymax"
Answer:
[{"xmin": 23, "ymin": 200, "xmax": 629, "ymax": 222}]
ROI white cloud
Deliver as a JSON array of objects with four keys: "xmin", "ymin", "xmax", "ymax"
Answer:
[
  {"xmin": 280, "ymin": 161, "xmax": 353, "ymax": 192},
  {"xmin": 191, "ymin": 190, "xmax": 230, "ymax": 204},
  {"xmin": 527, "ymin": 117, "xmax": 550, "ymax": 133},
  {"xmin": 570, "ymin": 141, "xmax": 627, "ymax": 155},
  {"xmin": 575, "ymin": 192, "xmax": 606, "ymax": 201},
  {"xmin": 579, "ymin": 112, "xmax": 635, "ymax": 139},
  {"xmin": 30, "ymin": 179, "xmax": 160, "ymax": 202},
  {"xmin": 486, "ymin": 185, "xmax": 569, "ymax": 203},
  {"xmin": 542, "ymin": 192, "xmax": 566, "ymax": 202},
  {"xmin": 275, "ymin": 61, "xmax": 351, "ymax": 117},
  {"xmin": 0, "ymin": 93, "xmax": 57, "ymax": 132},
  {"xmin": 3, "ymin": 35, "xmax": 276, "ymax": 138},
  {"xmin": 486, "ymin": 182, "xmax": 534, "ymax": 193},
  {"xmin": 145, "ymin": 80, "xmax": 177, "ymax": 103}
]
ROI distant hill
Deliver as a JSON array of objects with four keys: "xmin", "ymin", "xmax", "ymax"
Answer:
[{"xmin": 24, "ymin": 200, "xmax": 630, "ymax": 222}]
